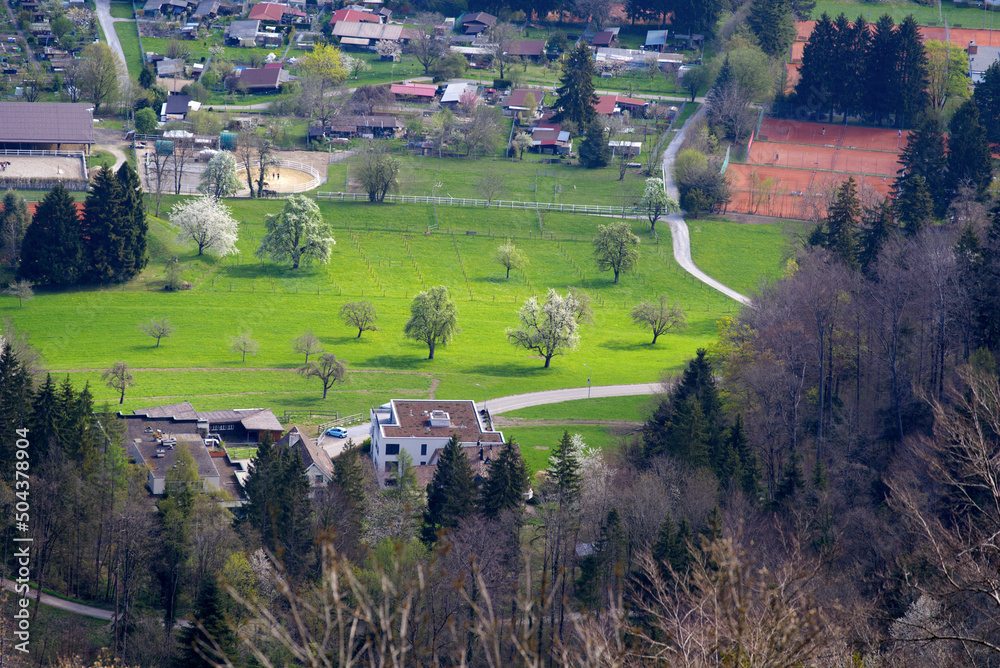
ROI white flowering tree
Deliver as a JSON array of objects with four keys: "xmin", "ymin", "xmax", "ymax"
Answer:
[
  {"xmin": 198, "ymin": 150, "xmax": 243, "ymax": 200},
  {"xmin": 341, "ymin": 53, "xmax": 371, "ymax": 79},
  {"xmin": 506, "ymin": 288, "xmax": 580, "ymax": 368},
  {"xmin": 169, "ymin": 195, "xmax": 240, "ymax": 257},
  {"xmin": 639, "ymin": 177, "xmax": 678, "ymax": 233},
  {"xmin": 255, "ymin": 195, "xmax": 335, "ymax": 269},
  {"xmin": 375, "ymin": 39, "xmax": 401, "ymax": 61}
]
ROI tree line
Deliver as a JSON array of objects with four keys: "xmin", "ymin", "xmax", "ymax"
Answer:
[{"xmin": 15, "ymin": 164, "xmax": 148, "ymax": 286}]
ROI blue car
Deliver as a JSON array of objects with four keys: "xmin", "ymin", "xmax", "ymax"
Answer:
[{"xmin": 326, "ymin": 427, "xmax": 348, "ymax": 438}]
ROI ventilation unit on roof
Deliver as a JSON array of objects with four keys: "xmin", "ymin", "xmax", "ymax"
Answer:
[{"xmin": 429, "ymin": 410, "xmax": 450, "ymax": 428}]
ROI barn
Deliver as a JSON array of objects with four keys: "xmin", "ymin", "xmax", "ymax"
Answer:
[{"xmin": 0, "ymin": 102, "xmax": 95, "ymax": 153}]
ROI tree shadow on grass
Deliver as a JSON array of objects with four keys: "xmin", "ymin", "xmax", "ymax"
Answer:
[
  {"xmin": 598, "ymin": 338, "xmax": 650, "ymax": 352},
  {"xmin": 364, "ymin": 354, "xmax": 438, "ymax": 370},
  {"xmin": 464, "ymin": 362, "xmax": 555, "ymax": 379}
]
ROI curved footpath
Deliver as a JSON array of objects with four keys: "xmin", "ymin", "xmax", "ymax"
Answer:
[
  {"xmin": 1, "ymin": 578, "xmax": 114, "ymax": 621},
  {"xmin": 661, "ymin": 106, "xmax": 752, "ymax": 306}
]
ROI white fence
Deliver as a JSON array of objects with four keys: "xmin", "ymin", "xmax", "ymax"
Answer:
[
  {"xmin": 0, "ymin": 149, "xmax": 86, "ymax": 157},
  {"xmin": 269, "ymin": 159, "xmax": 321, "ymax": 194},
  {"xmin": 314, "ymin": 191, "xmax": 637, "ymax": 216}
]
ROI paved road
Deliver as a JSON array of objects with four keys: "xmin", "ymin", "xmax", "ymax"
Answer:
[
  {"xmin": 93, "ymin": 0, "xmax": 131, "ymax": 87},
  {"xmin": 661, "ymin": 105, "xmax": 752, "ymax": 305},
  {"xmin": 2, "ymin": 579, "xmax": 114, "ymax": 621}
]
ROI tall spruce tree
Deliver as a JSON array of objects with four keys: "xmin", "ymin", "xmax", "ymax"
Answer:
[
  {"xmin": 422, "ymin": 434, "xmax": 478, "ymax": 543},
  {"xmin": 0, "ymin": 189, "xmax": 29, "ymax": 264},
  {"xmin": 896, "ymin": 174, "xmax": 935, "ymax": 236},
  {"xmin": 552, "ymin": 42, "xmax": 598, "ymax": 131},
  {"xmin": 29, "ymin": 374, "xmax": 61, "ymax": 461},
  {"xmin": 0, "ymin": 343, "xmax": 32, "ymax": 482},
  {"xmin": 974, "ymin": 60, "xmax": 1000, "ymax": 143},
  {"xmin": 822, "ymin": 176, "xmax": 862, "ymax": 267},
  {"xmin": 894, "ymin": 118, "xmax": 948, "ymax": 216},
  {"xmin": 578, "ymin": 121, "xmax": 611, "ymax": 168},
  {"xmin": 642, "ymin": 349, "xmax": 722, "ymax": 464},
  {"xmin": 865, "ymin": 15, "xmax": 899, "ymax": 125},
  {"xmin": 795, "ymin": 13, "xmax": 837, "ymax": 119},
  {"xmin": 116, "ymin": 162, "xmax": 148, "ymax": 279},
  {"xmin": 82, "ymin": 165, "xmax": 126, "ymax": 283},
  {"xmin": 19, "ymin": 184, "xmax": 82, "ymax": 285},
  {"xmin": 241, "ymin": 431, "xmax": 278, "ymax": 547},
  {"xmin": 847, "ymin": 16, "xmax": 872, "ymax": 117},
  {"xmin": 652, "ymin": 512, "xmax": 692, "ymax": 579},
  {"xmin": 896, "ymin": 16, "xmax": 931, "ymax": 127},
  {"xmin": 829, "ymin": 14, "xmax": 854, "ymax": 118},
  {"xmin": 948, "ymin": 98, "xmax": 993, "ymax": 199},
  {"xmin": 747, "ymin": 0, "xmax": 794, "ymax": 59},
  {"xmin": 276, "ymin": 446, "xmax": 313, "ymax": 578},
  {"xmin": 481, "ymin": 440, "xmax": 529, "ymax": 520},
  {"xmin": 176, "ymin": 577, "xmax": 237, "ymax": 668},
  {"xmin": 857, "ymin": 199, "xmax": 897, "ymax": 273},
  {"xmin": 550, "ymin": 430, "xmax": 581, "ymax": 502}
]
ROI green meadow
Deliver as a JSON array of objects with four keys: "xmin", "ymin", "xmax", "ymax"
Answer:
[{"xmin": 1, "ymin": 194, "xmax": 786, "ymax": 446}]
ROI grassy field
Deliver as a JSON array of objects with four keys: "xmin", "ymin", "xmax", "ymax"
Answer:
[
  {"xmin": 326, "ymin": 154, "xmax": 668, "ymax": 207},
  {"xmin": 688, "ymin": 217, "xmax": 800, "ymax": 296},
  {"xmin": 508, "ymin": 424, "xmax": 616, "ymax": 474},
  {"xmin": 1, "ymin": 194, "xmax": 778, "ymax": 428},
  {"xmin": 811, "ymin": 0, "xmax": 999, "ymax": 26},
  {"xmin": 501, "ymin": 394, "xmax": 658, "ymax": 422},
  {"xmin": 109, "ymin": 2, "xmax": 134, "ymax": 18}
]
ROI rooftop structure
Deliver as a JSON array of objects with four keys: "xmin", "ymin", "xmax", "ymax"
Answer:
[
  {"xmin": 248, "ymin": 2, "xmax": 306, "ymax": 22},
  {"xmin": 390, "ymin": 82, "xmax": 437, "ymax": 98},
  {"xmin": 507, "ymin": 40, "xmax": 546, "ymax": 57},
  {"xmin": 0, "ymin": 102, "xmax": 94, "ymax": 150},
  {"xmin": 594, "ymin": 94, "xmax": 648, "ymax": 115},
  {"xmin": 460, "ymin": 11, "xmax": 496, "ymax": 35},
  {"xmin": 330, "ymin": 8, "xmax": 379, "ymax": 25}
]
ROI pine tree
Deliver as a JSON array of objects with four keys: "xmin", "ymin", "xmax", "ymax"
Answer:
[
  {"xmin": 176, "ymin": 577, "xmax": 237, "ymax": 668},
  {"xmin": 857, "ymin": 199, "xmax": 897, "ymax": 273},
  {"xmin": 948, "ymin": 98, "xmax": 993, "ymax": 199},
  {"xmin": 552, "ymin": 42, "xmax": 598, "ymax": 131},
  {"xmin": 846, "ymin": 16, "xmax": 872, "ymax": 117},
  {"xmin": 550, "ymin": 430, "xmax": 581, "ymax": 501},
  {"xmin": 333, "ymin": 440, "xmax": 366, "ymax": 515},
  {"xmin": 29, "ymin": 374, "xmax": 61, "ymax": 460},
  {"xmin": 422, "ymin": 434, "xmax": 478, "ymax": 543},
  {"xmin": 747, "ymin": 0, "xmax": 794, "ymax": 59},
  {"xmin": 578, "ymin": 121, "xmax": 611, "ymax": 169},
  {"xmin": 276, "ymin": 446, "xmax": 313, "ymax": 578},
  {"xmin": 796, "ymin": 14, "xmax": 837, "ymax": 119},
  {"xmin": 728, "ymin": 415, "xmax": 761, "ymax": 499},
  {"xmin": 116, "ymin": 162, "xmax": 148, "ymax": 279},
  {"xmin": 894, "ymin": 118, "xmax": 948, "ymax": 216},
  {"xmin": 19, "ymin": 184, "xmax": 82, "ymax": 285},
  {"xmin": 865, "ymin": 15, "xmax": 899, "ymax": 125},
  {"xmin": 82, "ymin": 166, "xmax": 126, "ymax": 283},
  {"xmin": 896, "ymin": 16, "xmax": 931, "ymax": 127},
  {"xmin": 665, "ymin": 396, "xmax": 711, "ymax": 467},
  {"xmin": 822, "ymin": 176, "xmax": 861, "ymax": 267},
  {"xmin": 642, "ymin": 349, "xmax": 722, "ymax": 464},
  {"xmin": 241, "ymin": 431, "xmax": 278, "ymax": 547},
  {"xmin": 896, "ymin": 174, "xmax": 935, "ymax": 236},
  {"xmin": 481, "ymin": 440, "xmax": 529, "ymax": 519},
  {"xmin": 0, "ymin": 343, "xmax": 32, "ymax": 480},
  {"xmin": 829, "ymin": 14, "xmax": 854, "ymax": 118},
  {"xmin": 0, "ymin": 189, "xmax": 29, "ymax": 263},
  {"xmin": 974, "ymin": 60, "xmax": 1000, "ymax": 143}
]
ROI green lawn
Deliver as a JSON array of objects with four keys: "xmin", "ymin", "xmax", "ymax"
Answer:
[
  {"xmin": 114, "ymin": 21, "xmax": 142, "ymax": 79},
  {"xmin": 502, "ymin": 394, "xmax": 657, "ymax": 422},
  {"xmin": 811, "ymin": 0, "xmax": 997, "ymax": 26},
  {"xmin": 86, "ymin": 150, "xmax": 116, "ymax": 170},
  {"xmin": 109, "ymin": 2, "xmax": 134, "ymax": 18},
  {"xmin": 327, "ymin": 155, "xmax": 660, "ymax": 207},
  {"xmin": 508, "ymin": 425, "xmax": 616, "ymax": 475},
  {"xmin": 687, "ymin": 217, "xmax": 797, "ymax": 296},
  {"xmin": 4, "ymin": 196, "xmax": 756, "ymax": 422}
]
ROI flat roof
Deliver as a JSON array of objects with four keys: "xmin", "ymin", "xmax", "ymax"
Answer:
[
  {"xmin": 390, "ymin": 82, "xmax": 437, "ymax": 97},
  {"xmin": 126, "ymin": 421, "xmax": 219, "ymax": 482},
  {"xmin": 0, "ymin": 102, "xmax": 94, "ymax": 145},
  {"xmin": 379, "ymin": 399, "xmax": 504, "ymax": 443}
]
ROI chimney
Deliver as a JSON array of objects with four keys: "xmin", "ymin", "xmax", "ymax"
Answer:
[{"xmin": 970, "ymin": 40, "xmax": 979, "ymax": 55}]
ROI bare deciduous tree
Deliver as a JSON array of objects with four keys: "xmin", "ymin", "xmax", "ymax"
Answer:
[
  {"xmin": 4, "ymin": 279, "xmax": 33, "ymax": 307},
  {"xmin": 356, "ymin": 140, "xmax": 401, "ymax": 202},
  {"xmin": 476, "ymin": 169, "xmax": 507, "ymax": 207},
  {"xmin": 631, "ymin": 296, "xmax": 687, "ymax": 344},
  {"xmin": 139, "ymin": 317, "xmax": 175, "ymax": 348},
  {"xmin": 298, "ymin": 352, "xmax": 347, "ymax": 399},
  {"xmin": 292, "ymin": 330, "xmax": 323, "ymax": 363},
  {"xmin": 230, "ymin": 330, "xmax": 259, "ymax": 363},
  {"xmin": 102, "ymin": 361, "xmax": 134, "ymax": 404}
]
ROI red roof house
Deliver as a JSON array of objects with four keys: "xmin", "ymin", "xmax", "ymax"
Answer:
[
  {"xmin": 389, "ymin": 82, "xmax": 437, "ymax": 100},
  {"xmin": 330, "ymin": 8, "xmax": 379, "ymax": 25},
  {"xmin": 594, "ymin": 94, "xmax": 648, "ymax": 115},
  {"xmin": 247, "ymin": 2, "xmax": 305, "ymax": 23}
]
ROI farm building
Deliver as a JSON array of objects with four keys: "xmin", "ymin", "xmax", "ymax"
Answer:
[
  {"xmin": 595, "ymin": 47, "xmax": 682, "ymax": 70},
  {"xmin": 325, "ymin": 115, "xmax": 402, "ymax": 138},
  {"xmin": 594, "ymin": 94, "xmax": 648, "ymax": 116},
  {"xmin": 332, "ymin": 21, "xmax": 421, "ymax": 45},
  {"xmin": 329, "ymin": 8, "xmax": 380, "ymax": 26},
  {"xmin": 131, "ymin": 402, "xmax": 284, "ymax": 444},
  {"xmin": 235, "ymin": 66, "xmax": 285, "ymax": 92},
  {"xmin": 591, "ymin": 29, "xmax": 619, "ymax": 47},
  {"xmin": 247, "ymin": 2, "xmax": 306, "ymax": 24},
  {"xmin": 225, "ymin": 19, "xmax": 262, "ymax": 46},
  {"xmin": 0, "ymin": 102, "xmax": 94, "ymax": 152},
  {"xmin": 530, "ymin": 120, "xmax": 572, "ymax": 155},
  {"xmin": 369, "ymin": 399, "xmax": 505, "ymax": 487},
  {"xmin": 507, "ymin": 40, "xmax": 546, "ymax": 60}
]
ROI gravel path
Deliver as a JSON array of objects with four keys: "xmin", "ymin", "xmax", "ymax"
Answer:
[
  {"xmin": 93, "ymin": 0, "xmax": 131, "ymax": 88},
  {"xmin": 661, "ymin": 105, "xmax": 752, "ymax": 306}
]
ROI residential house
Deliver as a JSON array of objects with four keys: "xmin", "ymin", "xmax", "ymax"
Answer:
[
  {"xmin": 226, "ymin": 19, "xmax": 261, "ymax": 46},
  {"xmin": 969, "ymin": 41, "xmax": 1000, "ymax": 84},
  {"xmin": 369, "ymin": 399, "xmax": 505, "ymax": 486},
  {"xmin": 160, "ymin": 92, "xmax": 201, "ymax": 121},
  {"xmin": 155, "ymin": 57, "xmax": 185, "ymax": 77},
  {"xmin": 235, "ymin": 65, "xmax": 285, "ymax": 92},
  {"xmin": 390, "ymin": 82, "xmax": 437, "ymax": 101},
  {"xmin": 594, "ymin": 93, "xmax": 648, "ymax": 117},
  {"xmin": 529, "ymin": 119, "xmax": 572, "ymax": 155},
  {"xmin": 332, "ymin": 21, "xmax": 421, "ymax": 47},
  {"xmin": 192, "ymin": 0, "xmax": 220, "ymax": 21},
  {"xmin": 330, "ymin": 8, "xmax": 380, "ymax": 26},
  {"xmin": 460, "ymin": 11, "xmax": 496, "ymax": 35},
  {"xmin": 591, "ymin": 29, "xmax": 618, "ymax": 48},
  {"xmin": 507, "ymin": 40, "xmax": 546, "ymax": 61},
  {"xmin": 247, "ymin": 2, "xmax": 305, "ymax": 25},
  {"xmin": 501, "ymin": 88, "xmax": 543, "ymax": 117},
  {"xmin": 595, "ymin": 47, "xmax": 682, "ymax": 71},
  {"xmin": 276, "ymin": 427, "xmax": 334, "ymax": 490}
]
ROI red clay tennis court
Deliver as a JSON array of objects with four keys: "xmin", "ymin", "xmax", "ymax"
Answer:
[
  {"xmin": 749, "ymin": 141, "xmax": 901, "ymax": 176},
  {"xmin": 726, "ymin": 164, "xmax": 894, "ymax": 218},
  {"xmin": 759, "ymin": 119, "xmax": 909, "ymax": 151}
]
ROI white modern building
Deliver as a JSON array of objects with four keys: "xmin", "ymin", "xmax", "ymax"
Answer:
[{"xmin": 370, "ymin": 399, "xmax": 505, "ymax": 485}]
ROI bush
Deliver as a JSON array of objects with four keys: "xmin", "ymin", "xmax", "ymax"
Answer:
[{"xmin": 493, "ymin": 78, "xmax": 511, "ymax": 90}]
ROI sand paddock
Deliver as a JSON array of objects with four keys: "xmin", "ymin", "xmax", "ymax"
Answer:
[
  {"xmin": 237, "ymin": 163, "xmax": 320, "ymax": 194},
  {"xmin": 0, "ymin": 155, "xmax": 86, "ymax": 179}
]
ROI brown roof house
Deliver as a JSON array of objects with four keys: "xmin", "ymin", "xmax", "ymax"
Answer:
[
  {"xmin": 501, "ymin": 89, "xmax": 542, "ymax": 118},
  {"xmin": 276, "ymin": 427, "xmax": 335, "ymax": 491},
  {"xmin": 507, "ymin": 40, "xmax": 546, "ymax": 60},
  {"xmin": 460, "ymin": 11, "xmax": 495, "ymax": 35},
  {"xmin": 235, "ymin": 65, "xmax": 285, "ymax": 92},
  {"xmin": 370, "ymin": 399, "xmax": 505, "ymax": 487},
  {"xmin": 0, "ymin": 102, "xmax": 94, "ymax": 152}
]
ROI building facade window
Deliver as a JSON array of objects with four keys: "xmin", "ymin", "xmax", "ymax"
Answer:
[
  {"xmin": 385, "ymin": 443, "xmax": 400, "ymax": 455},
  {"xmin": 420, "ymin": 443, "xmax": 427, "ymax": 456}
]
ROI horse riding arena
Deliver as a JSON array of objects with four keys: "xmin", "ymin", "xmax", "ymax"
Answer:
[
  {"xmin": 0, "ymin": 152, "xmax": 87, "ymax": 180},
  {"xmin": 236, "ymin": 160, "xmax": 322, "ymax": 195},
  {"xmin": 726, "ymin": 119, "xmax": 904, "ymax": 219}
]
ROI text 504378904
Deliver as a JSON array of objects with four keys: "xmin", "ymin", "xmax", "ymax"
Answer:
[{"xmin": 12, "ymin": 427, "xmax": 32, "ymax": 654}]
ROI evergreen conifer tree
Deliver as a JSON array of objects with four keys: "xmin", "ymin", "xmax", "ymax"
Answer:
[
  {"xmin": 19, "ymin": 184, "xmax": 81, "ymax": 285},
  {"xmin": 177, "ymin": 577, "xmax": 237, "ymax": 668},
  {"xmin": 0, "ymin": 189, "xmax": 29, "ymax": 263},
  {"xmin": 29, "ymin": 374, "xmax": 60, "ymax": 460},
  {"xmin": 822, "ymin": 177, "xmax": 862, "ymax": 267},
  {"xmin": 82, "ymin": 166, "xmax": 126, "ymax": 283},
  {"xmin": 553, "ymin": 42, "xmax": 598, "ymax": 131},
  {"xmin": 0, "ymin": 343, "xmax": 32, "ymax": 479},
  {"xmin": 847, "ymin": 16, "xmax": 872, "ymax": 116},
  {"xmin": 865, "ymin": 15, "xmax": 899, "ymax": 125},
  {"xmin": 857, "ymin": 199, "xmax": 897, "ymax": 273},
  {"xmin": 642, "ymin": 350, "xmax": 722, "ymax": 464},
  {"xmin": 481, "ymin": 440, "xmax": 529, "ymax": 520},
  {"xmin": 422, "ymin": 434, "xmax": 478, "ymax": 543},
  {"xmin": 896, "ymin": 16, "xmax": 931, "ymax": 127},
  {"xmin": 116, "ymin": 162, "xmax": 148, "ymax": 279},
  {"xmin": 774, "ymin": 447, "xmax": 805, "ymax": 504},
  {"xmin": 795, "ymin": 13, "xmax": 837, "ymax": 118},
  {"xmin": 333, "ymin": 440, "xmax": 367, "ymax": 515},
  {"xmin": 550, "ymin": 430, "xmax": 581, "ymax": 501},
  {"xmin": 242, "ymin": 431, "xmax": 278, "ymax": 547},
  {"xmin": 276, "ymin": 446, "xmax": 313, "ymax": 578},
  {"xmin": 896, "ymin": 174, "xmax": 935, "ymax": 236},
  {"xmin": 578, "ymin": 121, "xmax": 611, "ymax": 169},
  {"xmin": 974, "ymin": 60, "xmax": 1000, "ymax": 143},
  {"xmin": 894, "ymin": 118, "xmax": 948, "ymax": 216},
  {"xmin": 728, "ymin": 415, "xmax": 761, "ymax": 499},
  {"xmin": 747, "ymin": 0, "xmax": 794, "ymax": 58},
  {"xmin": 948, "ymin": 98, "xmax": 993, "ymax": 198}
]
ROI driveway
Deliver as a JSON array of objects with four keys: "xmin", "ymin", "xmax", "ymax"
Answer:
[{"xmin": 93, "ymin": 0, "xmax": 131, "ymax": 86}]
